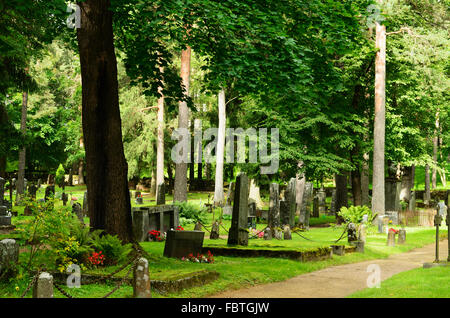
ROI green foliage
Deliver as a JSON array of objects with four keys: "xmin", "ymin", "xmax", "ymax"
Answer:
[
  {"xmin": 90, "ymin": 234, "xmax": 132, "ymax": 266},
  {"xmin": 55, "ymin": 164, "xmax": 65, "ymax": 188},
  {"xmin": 337, "ymin": 205, "xmax": 375, "ymax": 224},
  {"xmin": 174, "ymin": 201, "xmax": 208, "ymax": 225}
]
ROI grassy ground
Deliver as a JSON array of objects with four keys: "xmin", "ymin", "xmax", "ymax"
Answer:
[{"xmin": 348, "ymin": 265, "xmax": 450, "ymax": 298}]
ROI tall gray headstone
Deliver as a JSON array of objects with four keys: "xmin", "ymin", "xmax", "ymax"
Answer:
[
  {"xmin": 409, "ymin": 190, "xmax": 416, "ymax": 212},
  {"xmin": 286, "ymin": 178, "xmax": 297, "ymax": 226},
  {"xmin": 299, "ymin": 182, "xmax": 313, "ymax": 228},
  {"xmin": 225, "ymin": 182, "xmax": 235, "ymax": 206},
  {"xmin": 156, "ymin": 182, "xmax": 166, "ymax": 205},
  {"xmin": 318, "ymin": 188, "xmax": 326, "ymax": 214},
  {"xmin": 72, "ymin": 203, "xmax": 84, "ymax": 224},
  {"xmin": 268, "ymin": 183, "xmax": 280, "ymax": 235},
  {"xmin": 330, "ymin": 189, "xmax": 337, "ymax": 214},
  {"xmin": 313, "ymin": 195, "xmax": 319, "ymax": 218},
  {"xmin": 228, "ymin": 173, "xmax": 249, "ymax": 246},
  {"xmin": 385, "ymin": 178, "xmax": 401, "ymax": 211},
  {"xmin": 0, "ymin": 206, "xmax": 11, "ymax": 226}
]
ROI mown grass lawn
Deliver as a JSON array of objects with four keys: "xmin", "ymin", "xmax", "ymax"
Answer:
[{"xmin": 348, "ymin": 266, "xmax": 450, "ymax": 298}]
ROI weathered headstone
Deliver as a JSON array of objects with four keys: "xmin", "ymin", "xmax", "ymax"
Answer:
[
  {"xmin": 163, "ymin": 230, "xmax": 204, "ymax": 258},
  {"xmin": 268, "ymin": 183, "xmax": 280, "ymax": 235},
  {"xmin": 227, "ymin": 173, "xmax": 249, "ymax": 246},
  {"xmin": 210, "ymin": 221, "xmax": 220, "ymax": 239},
  {"xmin": 299, "ymin": 182, "xmax": 313, "ymax": 228},
  {"xmin": 33, "ymin": 272, "xmax": 54, "ymax": 298},
  {"xmin": 313, "ymin": 195, "xmax": 319, "ymax": 218},
  {"xmin": 136, "ymin": 196, "xmax": 144, "ymax": 205},
  {"xmin": 156, "ymin": 183, "xmax": 166, "ymax": 205},
  {"xmin": 318, "ymin": 188, "xmax": 326, "ymax": 215},
  {"xmin": 72, "ymin": 203, "xmax": 84, "ymax": 224},
  {"xmin": 0, "ymin": 206, "xmax": 11, "ymax": 226},
  {"xmin": 273, "ymin": 228, "xmax": 282, "ymax": 240},
  {"xmin": 385, "ymin": 178, "xmax": 401, "ymax": 211},
  {"xmin": 437, "ymin": 201, "xmax": 447, "ymax": 218},
  {"xmin": 194, "ymin": 221, "xmax": 202, "ymax": 231},
  {"xmin": 225, "ymin": 182, "xmax": 235, "ymax": 206},
  {"xmin": 385, "ymin": 211, "xmax": 399, "ymax": 225},
  {"xmin": 283, "ymin": 225, "xmax": 292, "ymax": 240},
  {"xmin": 387, "ymin": 230, "xmax": 396, "ymax": 246},
  {"xmin": 347, "ymin": 223, "xmax": 358, "ymax": 243},
  {"xmin": 409, "ymin": 190, "xmax": 416, "ymax": 212},
  {"xmin": 0, "ymin": 239, "xmax": 19, "ymax": 279},
  {"xmin": 330, "ymin": 189, "xmax": 337, "ymax": 214},
  {"xmin": 263, "ymin": 227, "xmax": 272, "ymax": 240},
  {"xmin": 135, "ymin": 191, "xmax": 141, "ymax": 198},
  {"xmin": 222, "ymin": 205, "xmax": 233, "ymax": 216},
  {"xmin": 82, "ymin": 191, "xmax": 88, "ymax": 216},
  {"xmin": 37, "ymin": 178, "xmax": 42, "ymax": 189},
  {"xmin": 352, "ymin": 241, "xmax": 365, "ymax": 253},
  {"xmin": 398, "ymin": 229, "xmax": 406, "ymax": 244},
  {"xmin": 133, "ymin": 258, "xmax": 151, "ymax": 298},
  {"xmin": 286, "ymin": 178, "xmax": 297, "ymax": 227}
]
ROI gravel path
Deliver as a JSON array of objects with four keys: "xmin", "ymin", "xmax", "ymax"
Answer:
[{"xmin": 210, "ymin": 240, "xmax": 448, "ymax": 298}]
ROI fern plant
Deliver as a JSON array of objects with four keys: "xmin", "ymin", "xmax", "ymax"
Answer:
[{"xmin": 337, "ymin": 205, "xmax": 375, "ymax": 224}]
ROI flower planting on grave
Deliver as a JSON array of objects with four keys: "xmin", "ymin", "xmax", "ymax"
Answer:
[
  {"xmin": 148, "ymin": 230, "xmax": 164, "ymax": 241},
  {"xmin": 181, "ymin": 251, "xmax": 214, "ymax": 264}
]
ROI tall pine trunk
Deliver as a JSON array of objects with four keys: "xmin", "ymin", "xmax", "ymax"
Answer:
[
  {"xmin": 77, "ymin": 0, "xmax": 132, "ymax": 242},
  {"xmin": 214, "ymin": 88, "xmax": 226, "ymax": 206},
  {"xmin": 372, "ymin": 0, "xmax": 386, "ymax": 216},
  {"xmin": 16, "ymin": 91, "xmax": 28, "ymax": 204},
  {"xmin": 173, "ymin": 47, "xmax": 191, "ymax": 202},
  {"xmin": 424, "ymin": 164, "xmax": 431, "ymax": 206}
]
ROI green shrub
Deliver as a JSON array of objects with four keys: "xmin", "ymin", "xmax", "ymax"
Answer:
[
  {"xmin": 55, "ymin": 164, "xmax": 65, "ymax": 188},
  {"xmin": 174, "ymin": 201, "xmax": 207, "ymax": 225},
  {"xmin": 337, "ymin": 205, "xmax": 376, "ymax": 224},
  {"xmin": 91, "ymin": 234, "xmax": 132, "ymax": 265}
]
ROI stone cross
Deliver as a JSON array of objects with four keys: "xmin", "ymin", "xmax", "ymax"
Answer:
[
  {"xmin": 268, "ymin": 183, "xmax": 280, "ymax": 236},
  {"xmin": 33, "ymin": 272, "xmax": 54, "ymax": 298},
  {"xmin": 227, "ymin": 173, "xmax": 249, "ymax": 246},
  {"xmin": 133, "ymin": 258, "xmax": 151, "ymax": 298}
]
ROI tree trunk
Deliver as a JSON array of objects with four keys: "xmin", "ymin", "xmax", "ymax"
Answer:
[
  {"xmin": 189, "ymin": 119, "xmax": 195, "ymax": 182},
  {"xmin": 432, "ymin": 111, "xmax": 439, "ymax": 189},
  {"xmin": 173, "ymin": 47, "xmax": 191, "ymax": 202},
  {"xmin": 335, "ymin": 173, "xmax": 348, "ymax": 224},
  {"xmin": 16, "ymin": 91, "xmax": 28, "ymax": 204},
  {"xmin": 214, "ymin": 88, "xmax": 226, "ymax": 206},
  {"xmin": 156, "ymin": 80, "xmax": 165, "ymax": 200},
  {"xmin": 411, "ymin": 164, "xmax": 415, "ymax": 189},
  {"xmin": 0, "ymin": 103, "xmax": 9, "ymax": 178},
  {"xmin": 150, "ymin": 168, "xmax": 156, "ymax": 196},
  {"xmin": 372, "ymin": 1, "xmax": 386, "ymax": 216},
  {"xmin": 351, "ymin": 169, "xmax": 362, "ymax": 206},
  {"xmin": 194, "ymin": 118, "xmax": 202, "ymax": 180},
  {"xmin": 68, "ymin": 167, "xmax": 73, "ymax": 186},
  {"xmin": 205, "ymin": 163, "xmax": 211, "ymax": 180},
  {"xmin": 76, "ymin": 0, "xmax": 132, "ymax": 242}
]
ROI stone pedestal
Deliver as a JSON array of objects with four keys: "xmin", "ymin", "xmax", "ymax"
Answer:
[
  {"xmin": 210, "ymin": 221, "xmax": 220, "ymax": 240},
  {"xmin": 156, "ymin": 183, "xmax": 166, "ymax": 205},
  {"xmin": 331, "ymin": 245, "xmax": 345, "ymax": 256},
  {"xmin": 283, "ymin": 225, "xmax": 292, "ymax": 240}
]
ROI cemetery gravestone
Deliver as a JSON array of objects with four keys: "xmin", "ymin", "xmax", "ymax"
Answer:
[
  {"xmin": 286, "ymin": 178, "xmax": 297, "ymax": 227},
  {"xmin": 358, "ymin": 224, "xmax": 367, "ymax": 244},
  {"xmin": 318, "ymin": 188, "xmax": 327, "ymax": 214},
  {"xmin": 274, "ymin": 228, "xmax": 282, "ymax": 240},
  {"xmin": 385, "ymin": 178, "xmax": 401, "ymax": 211},
  {"xmin": 210, "ymin": 221, "xmax": 220, "ymax": 240},
  {"xmin": 156, "ymin": 183, "xmax": 165, "ymax": 205},
  {"xmin": 132, "ymin": 205, "xmax": 180, "ymax": 241},
  {"xmin": 330, "ymin": 189, "xmax": 337, "ymax": 214},
  {"xmin": 283, "ymin": 225, "xmax": 292, "ymax": 240},
  {"xmin": 0, "ymin": 206, "xmax": 11, "ymax": 226},
  {"xmin": 33, "ymin": 272, "xmax": 54, "ymax": 298},
  {"xmin": 280, "ymin": 201, "xmax": 290, "ymax": 227},
  {"xmin": 409, "ymin": 190, "xmax": 416, "ymax": 212},
  {"xmin": 194, "ymin": 221, "xmax": 202, "ymax": 231},
  {"xmin": 331, "ymin": 245, "xmax": 345, "ymax": 256},
  {"xmin": 347, "ymin": 223, "xmax": 358, "ymax": 243},
  {"xmin": 72, "ymin": 203, "xmax": 84, "ymax": 224},
  {"xmin": 163, "ymin": 230, "xmax": 205, "ymax": 258},
  {"xmin": 268, "ymin": 183, "xmax": 280, "ymax": 236},
  {"xmin": 248, "ymin": 202, "xmax": 256, "ymax": 217},
  {"xmin": 313, "ymin": 195, "xmax": 319, "ymax": 218},
  {"xmin": 61, "ymin": 192, "xmax": 68, "ymax": 206},
  {"xmin": 0, "ymin": 239, "xmax": 19, "ymax": 279},
  {"xmin": 133, "ymin": 258, "xmax": 151, "ymax": 298},
  {"xmin": 227, "ymin": 173, "xmax": 249, "ymax": 246},
  {"xmin": 263, "ymin": 227, "xmax": 272, "ymax": 240},
  {"xmin": 28, "ymin": 184, "xmax": 38, "ymax": 199},
  {"xmin": 299, "ymin": 182, "xmax": 313, "ymax": 228},
  {"xmin": 387, "ymin": 230, "xmax": 396, "ymax": 247},
  {"xmin": 385, "ymin": 211, "xmax": 399, "ymax": 225}
]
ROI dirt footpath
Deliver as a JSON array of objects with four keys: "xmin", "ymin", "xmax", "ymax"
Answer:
[{"xmin": 210, "ymin": 240, "xmax": 448, "ymax": 298}]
